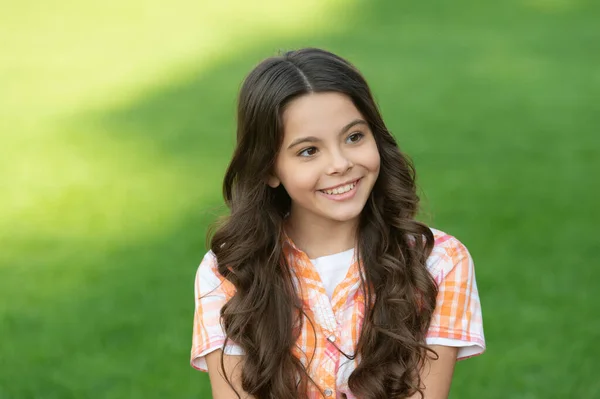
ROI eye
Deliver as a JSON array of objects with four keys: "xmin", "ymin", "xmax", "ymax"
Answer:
[
  {"xmin": 298, "ymin": 147, "xmax": 318, "ymax": 157},
  {"xmin": 346, "ymin": 132, "xmax": 364, "ymax": 144}
]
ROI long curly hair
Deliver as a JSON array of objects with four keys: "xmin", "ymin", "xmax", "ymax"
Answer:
[{"xmin": 210, "ymin": 48, "xmax": 438, "ymax": 398}]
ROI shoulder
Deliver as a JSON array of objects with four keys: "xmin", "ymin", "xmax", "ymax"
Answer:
[
  {"xmin": 196, "ymin": 250, "xmax": 219, "ymax": 281},
  {"xmin": 195, "ymin": 250, "xmax": 236, "ymax": 298},
  {"xmin": 425, "ymin": 227, "xmax": 475, "ymax": 282}
]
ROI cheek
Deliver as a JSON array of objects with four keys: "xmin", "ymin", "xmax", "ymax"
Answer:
[
  {"xmin": 277, "ymin": 162, "xmax": 321, "ymax": 195},
  {"xmin": 362, "ymin": 143, "xmax": 381, "ymax": 173},
  {"xmin": 373, "ymin": 152, "xmax": 381, "ymax": 174}
]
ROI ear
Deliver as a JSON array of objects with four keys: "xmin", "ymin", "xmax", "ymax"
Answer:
[{"xmin": 267, "ymin": 174, "xmax": 281, "ymax": 188}]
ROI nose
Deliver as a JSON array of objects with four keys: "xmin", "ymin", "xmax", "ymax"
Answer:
[{"xmin": 326, "ymin": 149, "xmax": 353, "ymax": 175}]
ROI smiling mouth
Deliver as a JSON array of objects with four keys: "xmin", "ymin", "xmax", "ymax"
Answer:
[{"xmin": 319, "ymin": 179, "xmax": 360, "ymax": 195}]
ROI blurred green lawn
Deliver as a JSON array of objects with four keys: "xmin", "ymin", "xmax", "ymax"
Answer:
[{"xmin": 1, "ymin": 0, "xmax": 599, "ymax": 398}]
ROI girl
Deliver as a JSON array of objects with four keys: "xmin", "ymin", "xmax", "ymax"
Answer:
[{"xmin": 191, "ymin": 48, "xmax": 485, "ymax": 399}]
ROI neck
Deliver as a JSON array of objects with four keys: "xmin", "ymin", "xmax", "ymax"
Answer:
[{"xmin": 285, "ymin": 210, "xmax": 359, "ymax": 259}]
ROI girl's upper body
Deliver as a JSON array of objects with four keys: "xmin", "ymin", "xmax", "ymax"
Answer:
[
  {"xmin": 190, "ymin": 48, "xmax": 485, "ymax": 398},
  {"xmin": 192, "ymin": 228, "xmax": 484, "ymax": 398}
]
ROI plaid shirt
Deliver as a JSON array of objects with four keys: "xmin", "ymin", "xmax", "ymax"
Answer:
[{"xmin": 191, "ymin": 228, "xmax": 485, "ymax": 398}]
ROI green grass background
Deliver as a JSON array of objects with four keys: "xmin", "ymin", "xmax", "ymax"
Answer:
[{"xmin": 1, "ymin": 0, "xmax": 599, "ymax": 397}]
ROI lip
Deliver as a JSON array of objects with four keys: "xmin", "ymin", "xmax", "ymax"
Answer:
[
  {"xmin": 317, "ymin": 178, "xmax": 361, "ymax": 201},
  {"xmin": 318, "ymin": 178, "xmax": 361, "ymax": 191}
]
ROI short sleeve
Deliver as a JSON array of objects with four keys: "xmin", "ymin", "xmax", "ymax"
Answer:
[
  {"xmin": 190, "ymin": 251, "xmax": 244, "ymax": 372},
  {"xmin": 425, "ymin": 234, "xmax": 486, "ymax": 360}
]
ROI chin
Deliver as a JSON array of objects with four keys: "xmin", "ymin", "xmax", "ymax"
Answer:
[{"xmin": 325, "ymin": 207, "xmax": 364, "ymax": 223}]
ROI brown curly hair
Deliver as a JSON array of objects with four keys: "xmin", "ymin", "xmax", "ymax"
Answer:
[{"xmin": 210, "ymin": 48, "xmax": 438, "ymax": 398}]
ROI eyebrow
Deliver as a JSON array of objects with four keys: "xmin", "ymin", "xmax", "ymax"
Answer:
[{"xmin": 286, "ymin": 119, "xmax": 369, "ymax": 150}]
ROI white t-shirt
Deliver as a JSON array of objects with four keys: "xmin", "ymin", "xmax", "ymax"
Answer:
[{"xmin": 309, "ymin": 248, "xmax": 355, "ymax": 300}]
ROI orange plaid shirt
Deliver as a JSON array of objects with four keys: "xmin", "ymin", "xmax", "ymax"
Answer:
[{"xmin": 191, "ymin": 228, "xmax": 485, "ymax": 398}]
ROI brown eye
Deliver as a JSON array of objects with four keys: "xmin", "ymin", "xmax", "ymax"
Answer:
[
  {"xmin": 299, "ymin": 147, "xmax": 318, "ymax": 157},
  {"xmin": 347, "ymin": 132, "xmax": 364, "ymax": 143}
]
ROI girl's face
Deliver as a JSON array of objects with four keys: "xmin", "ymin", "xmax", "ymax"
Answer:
[{"xmin": 270, "ymin": 92, "xmax": 381, "ymax": 226}]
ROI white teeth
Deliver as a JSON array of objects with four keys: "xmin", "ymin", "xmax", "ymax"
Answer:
[{"xmin": 322, "ymin": 182, "xmax": 356, "ymax": 195}]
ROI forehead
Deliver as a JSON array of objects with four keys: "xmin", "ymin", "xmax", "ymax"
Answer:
[{"xmin": 281, "ymin": 92, "xmax": 364, "ymax": 141}]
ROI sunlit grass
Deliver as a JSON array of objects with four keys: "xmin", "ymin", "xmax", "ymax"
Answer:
[
  {"xmin": 0, "ymin": 0, "xmax": 351, "ymax": 117},
  {"xmin": 0, "ymin": 0, "xmax": 354, "ymax": 241}
]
